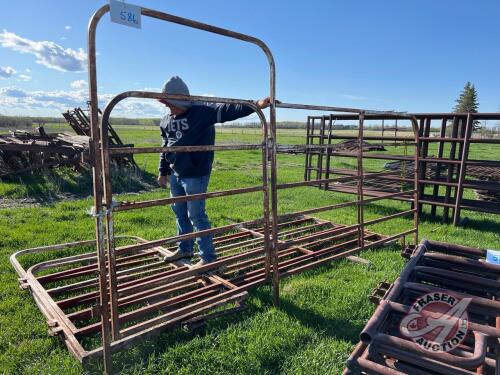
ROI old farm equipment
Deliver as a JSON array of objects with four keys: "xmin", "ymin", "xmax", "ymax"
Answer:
[
  {"xmin": 344, "ymin": 239, "xmax": 500, "ymax": 374},
  {"xmin": 63, "ymin": 107, "xmax": 138, "ymax": 169},
  {"xmin": 10, "ymin": 4, "xmax": 421, "ymax": 374},
  {"xmin": 0, "ymin": 106, "xmax": 137, "ymax": 178},
  {"xmin": 0, "ymin": 128, "xmax": 89, "ymax": 177},
  {"xmin": 304, "ymin": 113, "xmax": 500, "ymax": 226}
]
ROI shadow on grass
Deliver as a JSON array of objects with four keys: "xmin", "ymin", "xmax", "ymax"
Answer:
[
  {"xmin": 365, "ymin": 200, "xmax": 500, "ymax": 235},
  {"xmin": 252, "ymin": 288, "xmax": 363, "ymax": 344},
  {"xmin": 418, "ymin": 211, "xmax": 500, "ymax": 234},
  {"xmin": 451, "ymin": 215, "xmax": 500, "ymax": 233},
  {"xmin": 84, "ymin": 289, "xmax": 272, "ymax": 374},
  {"xmin": 0, "ymin": 165, "xmax": 157, "ymax": 204},
  {"xmin": 83, "ymin": 274, "xmax": 367, "ymax": 374}
]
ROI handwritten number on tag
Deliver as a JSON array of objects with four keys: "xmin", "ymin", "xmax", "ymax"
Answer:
[{"xmin": 120, "ymin": 11, "xmax": 138, "ymax": 24}]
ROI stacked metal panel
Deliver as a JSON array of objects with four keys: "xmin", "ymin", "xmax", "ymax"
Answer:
[
  {"xmin": 11, "ymin": 216, "xmax": 392, "ymax": 364},
  {"xmin": 344, "ymin": 239, "xmax": 500, "ymax": 374}
]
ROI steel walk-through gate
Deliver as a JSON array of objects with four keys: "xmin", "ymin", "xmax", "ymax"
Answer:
[{"xmin": 10, "ymin": 4, "xmax": 421, "ymax": 374}]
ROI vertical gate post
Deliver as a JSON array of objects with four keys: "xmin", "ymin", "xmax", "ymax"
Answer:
[
  {"xmin": 453, "ymin": 113, "xmax": 473, "ymax": 226},
  {"xmin": 357, "ymin": 112, "xmax": 365, "ymax": 249},
  {"xmin": 87, "ymin": 5, "xmax": 113, "ymax": 374}
]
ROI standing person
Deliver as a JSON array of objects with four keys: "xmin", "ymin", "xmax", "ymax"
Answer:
[{"xmin": 157, "ymin": 76, "xmax": 271, "ymax": 267}]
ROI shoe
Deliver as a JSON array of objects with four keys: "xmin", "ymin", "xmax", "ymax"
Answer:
[
  {"xmin": 193, "ymin": 259, "xmax": 227, "ymax": 274},
  {"xmin": 193, "ymin": 258, "xmax": 214, "ymax": 268},
  {"xmin": 163, "ymin": 250, "xmax": 193, "ymax": 263}
]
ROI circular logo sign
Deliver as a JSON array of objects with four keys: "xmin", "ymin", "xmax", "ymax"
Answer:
[
  {"xmin": 399, "ymin": 292, "xmax": 471, "ymax": 352},
  {"xmin": 175, "ymin": 131, "xmax": 183, "ymax": 139}
]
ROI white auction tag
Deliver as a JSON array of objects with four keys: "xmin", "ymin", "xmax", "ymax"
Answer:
[{"xmin": 109, "ymin": 0, "xmax": 141, "ymax": 29}]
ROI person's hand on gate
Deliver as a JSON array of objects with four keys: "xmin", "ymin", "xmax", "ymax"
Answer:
[
  {"xmin": 256, "ymin": 97, "xmax": 281, "ymax": 109},
  {"xmin": 157, "ymin": 174, "xmax": 168, "ymax": 188}
]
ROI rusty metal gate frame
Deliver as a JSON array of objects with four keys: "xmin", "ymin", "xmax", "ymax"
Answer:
[
  {"xmin": 10, "ymin": 4, "xmax": 423, "ymax": 374},
  {"xmin": 303, "ymin": 112, "xmax": 500, "ymax": 226},
  {"xmin": 87, "ymin": 7, "xmax": 278, "ymax": 372}
]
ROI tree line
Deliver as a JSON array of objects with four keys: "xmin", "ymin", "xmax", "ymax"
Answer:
[
  {"xmin": 0, "ymin": 84, "xmax": 492, "ymax": 133},
  {"xmin": 0, "ymin": 115, "xmax": 161, "ymax": 129}
]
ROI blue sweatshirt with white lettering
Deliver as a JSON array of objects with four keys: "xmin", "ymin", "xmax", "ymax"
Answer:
[{"xmin": 158, "ymin": 103, "xmax": 254, "ymax": 177}]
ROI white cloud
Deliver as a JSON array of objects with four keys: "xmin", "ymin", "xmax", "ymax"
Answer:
[
  {"xmin": 70, "ymin": 79, "xmax": 87, "ymax": 89},
  {"xmin": 0, "ymin": 30, "xmax": 87, "ymax": 72},
  {"xmin": 17, "ymin": 74, "xmax": 31, "ymax": 81},
  {"xmin": 0, "ymin": 66, "xmax": 32, "ymax": 81},
  {"xmin": 0, "ymin": 87, "xmax": 86, "ymax": 111},
  {"xmin": 0, "ymin": 65, "xmax": 31, "ymax": 81},
  {"xmin": 113, "ymin": 98, "xmax": 165, "ymax": 117},
  {"xmin": 0, "ymin": 66, "xmax": 16, "ymax": 78},
  {"xmin": 60, "ymin": 36, "xmax": 67, "ymax": 41},
  {"xmin": 65, "ymin": 25, "xmax": 71, "ymax": 30},
  {"xmin": 0, "ymin": 86, "xmax": 166, "ymax": 117},
  {"xmin": 25, "ymin": 68, "xmax": 31, "ymax": 73},
  {"xmin": 0, "ymin": 87, "xmax": 27, "ymax": 97}
]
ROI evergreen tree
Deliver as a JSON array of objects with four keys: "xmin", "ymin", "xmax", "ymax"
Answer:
[{"xmin": 453, "ymin": 81, "xmax": 481, "ymax": 131}]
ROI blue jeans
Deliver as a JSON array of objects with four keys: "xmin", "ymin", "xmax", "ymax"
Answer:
[{"xmin": 169, "ymin": 173, "xmax": 216, "ymax": 262}]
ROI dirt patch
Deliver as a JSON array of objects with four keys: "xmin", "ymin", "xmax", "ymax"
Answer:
[{"xmin": 0, "ymin": 197, "xmax": 41, "ymax": 209}]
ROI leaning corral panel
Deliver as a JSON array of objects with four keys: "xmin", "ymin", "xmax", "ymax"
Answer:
[
  {"xmin": 344, "ymin": 239, "xmax": 500, "ymax": 374},
  {"xmin": 11, "ymin": 216, "xmax": 391, "ymax": 363}
]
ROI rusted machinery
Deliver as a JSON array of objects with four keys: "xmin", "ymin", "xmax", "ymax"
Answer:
[
  {"xmin": 0, "ymin": 106, "xmax": 137, "ymax": 177},
  {"xmin": 0, "ymin": 128, "xmax": 89, "ymax": 176},
  {"xmin": 10, "ymin": 4, "xmax": 421, "ymax": 374},
  {"xmin": 304, "ymin": 113, "xmax": 500, "ymax": 225},
  {"xmin": 63, "ymin": 107, "xmax": 137, "ymax": 168},
  {"xmin": 344, "ymin": 239, "xmax": 500, "ymax": 375}
]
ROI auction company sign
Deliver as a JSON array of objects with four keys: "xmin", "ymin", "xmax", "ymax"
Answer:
[{"xmin": 399, "ymin": 292, "xmax": 472, "ymax": 352}]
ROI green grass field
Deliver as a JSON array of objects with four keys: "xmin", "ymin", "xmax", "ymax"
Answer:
[{"xmin": 1, "ymin": 126, "xmax": 499, "ymax": 374}]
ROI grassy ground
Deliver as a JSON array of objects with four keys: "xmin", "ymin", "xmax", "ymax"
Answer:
[{"xmin": 0, "ymin": 126, "xmax": 499, "ymax": 374}]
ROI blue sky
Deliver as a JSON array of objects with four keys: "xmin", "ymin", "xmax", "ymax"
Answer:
[{"xmin": 1, "ymin": 0, "xmax": 499, "ymax": 120}]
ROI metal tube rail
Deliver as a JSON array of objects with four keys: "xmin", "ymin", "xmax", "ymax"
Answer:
[
  {"xmin": 357, "ymin": 112, "xmax": 366, "ymax": 249},
  {"xmin": 277, "ymin": 210, "xmax": 415, "ymax": 249},
  {"xmin": 323, "ymin": 115, "xmax": 334, "ymax": 190},
  {"xmin": 313, "ymin": 172, "xmax": 500, "ymax": 192},
  {"xmin": 276, "ymin": 102, "xmax": 408, "ymax": 116},
  {"xmin": 76, "ymin": 227, "xmax": 408, "ymax": 364},
  {"xmin": 453, "ymin": 114, "xmax": 473, "ymax": 226},
  {"xmin": 275, "ymin": 190, "xmax": 416, "ymax": 220},
  {"xmin": 109, "ymin": 144, "xmax": 263, "ymax": 155},
  {"xmin": 278, "ymin": 229, "xmax": 417, "ymax": 278},
  {"xmin": 113, "ymin": 185, "xmax": 264, "ymax": 212},
  {"xmin": 101, "ymin": 92, "xmax": 267, "ymax": 136},
  {"xmin": 386, "ymin": 300, "xmax": 500, "ymax": 338},
  {"xmin": 15, "ymin": 2, "xmax": 497, "ymax": 373},
  {"xmin": 307, "ymin": 112, "xmax": 500, "ymax": 120},
  {"xmin": 308, "ymin": 135, "xmax": 416, "ymax": 142},
  {"xmin": 275, "ymin": 170, "xmax": 399, "ymax": 190}
]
